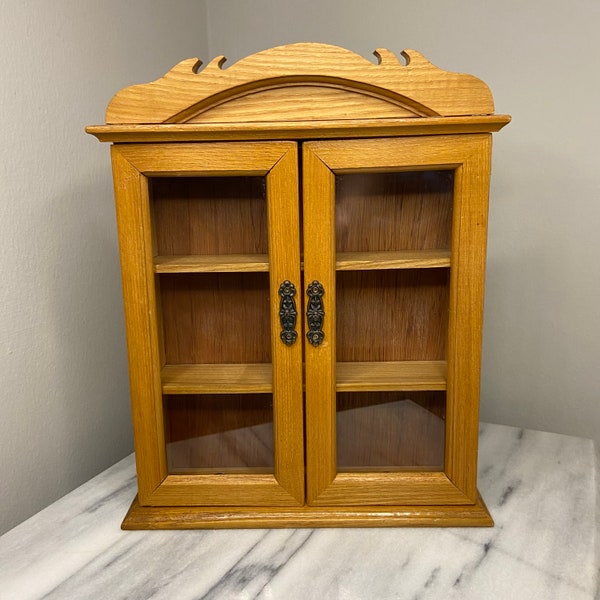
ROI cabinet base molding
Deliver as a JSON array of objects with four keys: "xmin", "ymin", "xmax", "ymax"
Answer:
[{"xmin": 121, "ymin": 493, "xmax": 493, "ymax": 529}]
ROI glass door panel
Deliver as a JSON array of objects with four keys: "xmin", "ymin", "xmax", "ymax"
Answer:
[
  {"xmin": 303, "ymin": 137, "xmax": 489, "ymax": 506},
  {"xmin": 152, "ymin": 175, "xmax": 269, "ymax": 259},
  {"xmin": 333, "ymin": 170, "xmax": 451, "ymax": 479},
  {"xmin": 336, "ymin": 269, "xmax": 450, "ymax": 362},
  {"xmin": 335, "ymin": 171, "xmax": 454, "ymax": 253},
  {"xmin": 152, "ymin": 174, "xmax": 274, "ymax": 475},
  {"xmin": 164, "ymin": 393, "xmax": 274, "ymax": 473},
  {"xmin": 113, "ymin": 141, "xmax": 304, "ymax": 506},
  {"xmin": 336, "ymin": 391, "xmax": 445, "ymax": 471},
  {"xmin": 159, "ymin": 272, "xmax": 271, "ymax": 365}
]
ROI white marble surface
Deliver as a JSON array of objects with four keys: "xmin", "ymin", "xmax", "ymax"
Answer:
[{"xmin": 0, "ymin": 423, "xmax": 597, "ymax": 600}]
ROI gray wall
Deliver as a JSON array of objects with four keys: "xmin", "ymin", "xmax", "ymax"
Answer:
[
  {"xmin": 0, "ymin": 0, "xmax": 207, "ymax": 535},
  {"xmin": 205, "ymin": 0, "xmax": 600, "ymax": 440}
]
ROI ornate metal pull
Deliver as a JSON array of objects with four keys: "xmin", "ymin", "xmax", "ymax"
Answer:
[
  {"xmin": 278, "ymin": 280, "xmax": 298, "ymax": 346},
  {"xmin": 306, "ymin": 280, "xmax": 325, "ymax": 347}
]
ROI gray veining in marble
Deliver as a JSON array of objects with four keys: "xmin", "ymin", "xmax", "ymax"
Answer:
[{"xmin": 0, "ymin": 423, "xmax": 597, "ymax": 600}]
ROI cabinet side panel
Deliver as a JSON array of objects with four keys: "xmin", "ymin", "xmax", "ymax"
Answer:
[{"xmin": 111, "ymin": 147, "xmax": 167, "ymax": 500}]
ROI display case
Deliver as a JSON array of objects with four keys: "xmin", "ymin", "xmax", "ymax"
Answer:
[{"xmin": 87, "ymin": 43, "xmax": 510, "ymax": 528}]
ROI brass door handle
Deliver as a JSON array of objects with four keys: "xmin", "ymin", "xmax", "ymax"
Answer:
[
  {"xmin": 278, "ymin": 280, "xmax": 298, "ymax": 346},
  {"xmin": 306, "ymin": 280, "xmax": 325, "ymax": 347}
]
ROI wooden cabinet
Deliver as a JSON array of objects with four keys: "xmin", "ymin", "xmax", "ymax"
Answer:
[{"xmin": 87, "ymin": 43, "xmax": 510, "ymax": 528}]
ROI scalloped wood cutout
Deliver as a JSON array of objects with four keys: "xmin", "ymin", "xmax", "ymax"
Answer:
[{"xmin": 105, "ymin": 43, "xmax": 495, "ymax": 124}]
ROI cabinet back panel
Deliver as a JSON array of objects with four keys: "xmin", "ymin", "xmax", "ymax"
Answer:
[
  {"xmin": 164, "ymin": 393, "xmax": 274, "ymax": 472},
  {"xmin": 151, "ymin": 176, "xmax": 268, "ymax": 255},
  {"xmin": 337, "ymin": 391, "xmax": 445, "ymax": 470},
  {"xmin": 160, "ymin": 273, "xmax": 271, "ymax": 364},
  {"xmin": 335, "ymin": 171, "xmax": 453, "ymax": 253},
  {"xmin": 336, "ymin": 269, "xmax": 449, "ymax": 361}
]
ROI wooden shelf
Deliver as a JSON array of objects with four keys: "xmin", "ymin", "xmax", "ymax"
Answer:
[
  {"xmin": 162, "ymin": 363, "xmax": 273, "ymax": 394},
  {"xmin": 336, "ymin": 250, "xmax": 450, "ymax": 271},
  {"xmin": 336, "ymin": 361, "xmax": 446, "ymax": 391},
  {"xmin": 161, "ymin": 361, "xmax": 446, "ymax": 395},
  {"xmin": 154, "ymin": 250, "xmax": 450, "ymax": 274},
  {"xmin": 154, "ymin": 254, "xmax": 269, "ymax": 273}
]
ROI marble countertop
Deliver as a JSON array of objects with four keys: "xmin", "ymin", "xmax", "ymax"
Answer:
[{"xmin": 1, "ymin": 423, "xmax": 597, "ymax": 600}]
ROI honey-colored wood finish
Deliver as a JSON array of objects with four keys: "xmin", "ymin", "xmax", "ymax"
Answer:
[
  {"xmin": 89, "ymin": 43, "xmax": 509, "ymax": 528},
  {"xmin": 303, "ymin": 135, "xmax": 491, "ymax": 506},
  {"xmin": 122, "ymin": 492, "xmax": 493, "ymax": 529},
  {"xmin": 336, "ymin": 392, "xmax": 445, "ymax": 469},
  {"xmin": 103, "ymin": 44, "xmax": 495, "ymax": 124},
  {"xmin": 160, "ymin": 361, "xmax": 447, "ymax": 394},
  {"xmin": 110, "ymin": 141, "xmax": 305, "ymax": 507},
  {"xmin": 154, "ymin": 254, "xmax": 270, "ymax": 273},
  {"xmin": 87, "ymin": 115, "xmax": 510, "ymax": 143}
]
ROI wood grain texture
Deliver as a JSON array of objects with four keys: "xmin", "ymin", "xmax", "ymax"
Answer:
[
  {"xmin": 110, "ymin": 147, "xmax": 167, "ymax": 502},
  {"xmin": 154, "ymin": 254, "xmax": 270, "ymax": 273},
  {"xmin": 147, "ymin": 473, "xmax": 303, "ymax": 507},
  {"xmin": 162, "ymin": 364, "xmax": 273, "ymax": 394},
  {"xmin": 336, "ymin": 393, "xmax": 445, "ymax": 469},
  {"xmin": 164, "ymin": 394, "xmax": 274, "ymax": 472},
  {"xmin": 308, "ymin": 470, "xmax": 470, "ymax": 507},
  {"xmin": 335, "ymin": 171, "xmax": 453, "ymax": 253},
  {"xmin": 303, "ymin": 136, "xmax": 487, "ymax": 507},
  {"xmin": 87, "ymin": 115, "xmax": 511, "ymax": 143},
  {"xmin": 302, "ymin": 144, "xmax": 338, "ymax": 503},
  {"xmin": 444, "ymin": 134, "xmax": 492, "ymax": 501},
  {"xmin": 336, "ymin": 250, "xmax": 451, "ymax": 270},
  {"xmin": 188, "ymin": 85, "xmax": 417, "ymax": 123},
  {"xmin": 336, "ymin": 269, "xmax": 450, "ymax": 362},
  {"xmin": 152, "ymin": 176, "xmax": 267, "ymax": 256},
  {"xmin": 104, "ymin": 43, "xmax": 495, "ymax": 124},
  {"xmin": 159, "ymin": 272, "xmax": 271, "ymax": 364},
  {"xmin": 264, "ymin": 144, "xmax": 305, "ymax": 504},
  {"xmin": 160, "ymin": 360, "xmax": 445, "ymax": 394},
  {"xmin": 155, "ymin": 250, "xmax": 450, "ymax": 273},
  {"xmin": 336, "ymin": 361, "xmax": 446, "ymax": 391},
  {"xmin": 112, "ymin": 142, "xmax": 295, "ymax": 176},
  {"xmin": 121, "ymin": 492, "xmax": 493, "ymax": 529},
  {"xmin": 112, "ymin": 141, "xmax": 305, "ymax": 508}
]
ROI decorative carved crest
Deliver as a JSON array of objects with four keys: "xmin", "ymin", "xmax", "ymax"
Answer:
[{"xmin": 105, "ymin": 43, "xmax": 495, "ymax": 125}]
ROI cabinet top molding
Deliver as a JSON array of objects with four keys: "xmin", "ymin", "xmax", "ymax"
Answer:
[{"xmin": 104, "ymin": 43, "xmax": 497, "ymax": 125}]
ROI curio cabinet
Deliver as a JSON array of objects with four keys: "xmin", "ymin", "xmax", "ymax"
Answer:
[{"xmin": 87, "ymin": 43, "xmax": 510, "ymax": 528}]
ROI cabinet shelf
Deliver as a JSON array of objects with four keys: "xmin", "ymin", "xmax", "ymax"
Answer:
[
  {"xmin": 154, "ymin": 254, "xmax": 270, "ymax": 273},
  {"xmin": 161, "ymin": 361, "xmax": 446, "ymax": 395},
  {"xmin": 336, "ymin": 250, "xmax": 450, "ymax": 270},
  {"xmin": 336, "ymin": 361, "xmax": 446, "ymax": 391},
  {"xmin": 162, "ymin": 364, "xmax": 273, "ymax": 394},
  {"xmin": 154, "ymin": 250, "xmax": 450, "ymax": 274}
]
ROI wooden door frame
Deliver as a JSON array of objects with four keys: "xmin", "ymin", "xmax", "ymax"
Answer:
[
  {"xmin": 111, "ymin": 141, "xmax": 304, "ymax": 506},
  {"xmin": 302, "ymin": 135, "xmax": 492, "ymax": 506}
]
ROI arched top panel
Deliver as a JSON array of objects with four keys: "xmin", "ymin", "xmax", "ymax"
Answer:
[{"xmin": 105, "ymin": 43, "xmax": 495, "ymax": 125}]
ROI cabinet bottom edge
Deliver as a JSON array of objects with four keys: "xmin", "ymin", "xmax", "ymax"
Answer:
[{"xmin": 121, "ymin": 492, "xmax": 493, "ymax": 529}]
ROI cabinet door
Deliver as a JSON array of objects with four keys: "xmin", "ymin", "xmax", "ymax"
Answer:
[
  {"xmin": 303, "ymin": 135, "xmax": 491, "ymax": 506},
  {"xmin": 111, "ymin": 142, "xmax": 304, "ymax": 506}
]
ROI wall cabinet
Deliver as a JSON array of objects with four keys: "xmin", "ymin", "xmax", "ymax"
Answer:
[{"xmin": 87, "ymin": 43, "xmax": 510, "ymax": 528}]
